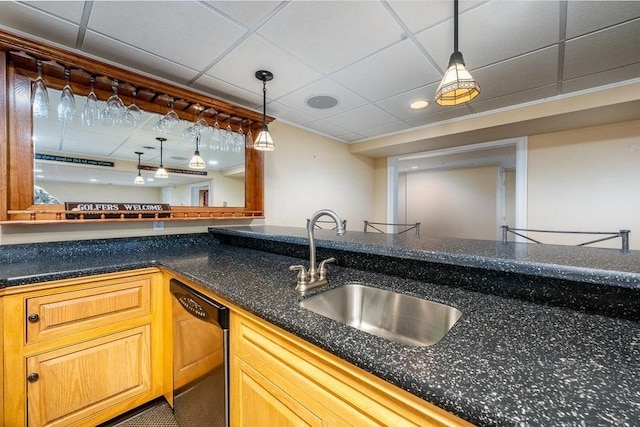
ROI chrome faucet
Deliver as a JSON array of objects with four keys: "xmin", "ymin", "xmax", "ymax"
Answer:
[{"xmin": 289, "ymin": 209, "xmax": 346, "ymax": 292}]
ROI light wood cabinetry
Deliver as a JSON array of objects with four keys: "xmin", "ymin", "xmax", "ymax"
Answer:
[
  {"xmin": 231, "ymin": 310, "xmax": 473, "ymax": 427},
  {"xmin": 2, "ymin": 269, "xmax": 164, "ymax": 427}
]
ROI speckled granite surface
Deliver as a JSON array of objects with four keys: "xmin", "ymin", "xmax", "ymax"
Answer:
[
  {"xmin": 209, "ymin": 226, "xmax": 640, "ymax": 320},
  {"xmin": 1, "ymin": 233, "xmax": 638, "ymax": 426}
]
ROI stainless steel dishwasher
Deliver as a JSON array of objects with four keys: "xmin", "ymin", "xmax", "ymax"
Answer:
[{"xmin": 170, "ymin": 278, "xmax": 229, "ymax": 427}]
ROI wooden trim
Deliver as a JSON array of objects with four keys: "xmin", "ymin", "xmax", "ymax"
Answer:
[
  {"xmin": 7, "ymin": 71, "xmax": 33, "ymax": 211},
  {"xmin": 0, "ymin": 52, "xmax": 8, "ymax": 221}
]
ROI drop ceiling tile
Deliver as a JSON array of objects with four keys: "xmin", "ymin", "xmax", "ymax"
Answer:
[
  {"xmin": 204, "ymin": 1, "xmax": 282, "ymax": 28},
  {"xmin": 416, "ymin": 0, "xmax": 559, "ymax": 71},
  {"xmin": 562, "ymin": 63, "xmax": 640, "ymax": 94},
  {"xmin": 358, "ymin": 122, "xmax": 411, "ymax": 139},
  {"xmin": 190, "ymin": 74, "xmax": 262, "ymax": 110},
  {"xmin": 277, "ymin": 78, "xmax": 368, "ymax": 119},
  {"xmin": 387, "ymin": 0, "xmax": 481, "ymax": 33},
  {"xmin": 257, "ymin": 1, "xmax": 404, "ymax": 73},
  {"xmin": 387, "ymin": 1, "xmax": 447, "ymax": 33},
  {"xmin": 88, "ymin": 1, "xmax": 245, "ymax": 70},
  {"xmin": 564, "ymin": 19, "xmax": 640, "ymax": 80},
  {"xmin": 267, "ymin": 101, "xmax": 318, "ymax": 126},
  {"xmin": 206, "ymin": 35, "xmax": 323, "ymax": 100},
  {"xmin": 325, "ymin": 104, "xmax": 398, "ymax": 132},
  {"xmin": 303, "ymin": 120, "xmax": 351, "ymax": 138},
  {"xmin": 376, "ymin": 83, "xmax": 439, "ymax": 120},
  {"xmin": 83, "ymin": 31, "xmax": 198, "ymax": 85},
  {"xmin": 22, "ymin": 1, "xmax": 86, "ymax": 23},
  {"xmin": 471, "ymin": 84, "xmax": 559, "ymax": 113},
  {"xmin": 333, "ymin": 39, "xmax": 441, "ymax": 101},
  {"xmin": 566, "ymin": 1, "xmax": 640, "ymax": 39},
  {"xmin": 471, "ymin": 46, "xmax": 558, "ymax": 101},
  {"xmin": 0, "ymin": 3, "xmax": 79, "ymax": 47}
]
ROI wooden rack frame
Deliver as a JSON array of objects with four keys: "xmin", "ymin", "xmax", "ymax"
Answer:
[{"xmin": 0, "ymin": 29, "xmax": 270, "ymax": 224}]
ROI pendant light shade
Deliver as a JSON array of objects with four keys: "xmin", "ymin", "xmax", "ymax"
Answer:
[
  {"xmin": 189, "ymin": 135, "xmax": 206, "ymax": 169},
  {"xmin": 134, "ymin": 151, "xmax": 145, "ymax": 185},
  {"xmin": 254, "ymin": 70, "xmax": 275, "ymax": 151},
  {"xmin": 435, "ymin": 0, "xmax": 480, "ymax": 106},
  {"xmin": 155, "ymin": 137, "xmax": 168, "ymax": 179}
]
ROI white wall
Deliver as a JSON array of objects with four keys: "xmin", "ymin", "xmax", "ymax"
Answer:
[
  {"xmin": 260, "ymin": 121, "xmax": 375, "ymax": 230},
  {"xmin": 399, "ymin": 165, "xmax": 500, "ymax": 240},
  {"xmin": 527, "ymin": 119, "xmax": 640, "ymax": 250}
]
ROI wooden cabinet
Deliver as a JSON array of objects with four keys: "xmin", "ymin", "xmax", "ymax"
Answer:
[
  {"xmin": 2, "ymin": 269, "xmax": 164, "ymax": 427},
  {"xmin": 231, "ymin": 310, "xmax": 473, "ymax": 427}
]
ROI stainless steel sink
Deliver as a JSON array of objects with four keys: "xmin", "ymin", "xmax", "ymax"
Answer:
[{"xmin": 299, "ymin": 283, "xmax": 462, "ymax": 347}]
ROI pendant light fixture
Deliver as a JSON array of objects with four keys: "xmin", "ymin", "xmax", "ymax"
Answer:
[
  {"xmin": 434, "ymin": 0, "xmax": 480, "ymax": 106},
  {"xmin": 133, "ymin": 151, "xmax": 145, "ymax": 185},
  {"xmin": 188, "ymin": 134, "xmax": 206, "ymax": 169},
  {"xmin": 155, "ymin": 137, "xmax": 169, "ymax": 179},
  {"xmin": 254, "ymin": 70, "xmax": 275, "ymax": 151}
]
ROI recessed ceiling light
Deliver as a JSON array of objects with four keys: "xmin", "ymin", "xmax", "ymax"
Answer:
[
  {"xmin": 34, "ymin": 169, "xmax": 43, "ymax": 173},
  {"xmin": 208, "ymin": 160, "xmax": 218, "ymax": 165},
  {"xmin": 35, "ymin": 174, "xmax": 44, "ymax": 178},
  {"xmin": 147, "ymin": 178, "xmax": 154, "ymax": 182},
  {"xmin": 410, "ymin": 100, "xmax": 429, "ymax": 110},
  {"xmin": 411, "ymin": 165, "xmax": 419, "ymax": 169},
  {"xmin": 89, "ymin": 178, "xmax": 98, "ymax": 182},
  {"xmin": 306, "ymin": 95, "xmax": 338, "ymax": 109}
]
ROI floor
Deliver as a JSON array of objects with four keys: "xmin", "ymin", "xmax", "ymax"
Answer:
[{"xmin": 102, "ymin": 400, "xmax": 178, "ymax": 427}]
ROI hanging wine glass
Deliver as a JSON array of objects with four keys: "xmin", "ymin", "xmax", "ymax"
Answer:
[
  {"xmin": 153, "ymin": 98, "xmax": 179, "ymax": 134},
  {"xmin": 245, "ymin": 120, "xmax": 254, "ymax": 149},
  {"xmin": 210, "ymin": 116, "xmax": 221, "ymax": 150},
  {"xmin": 184, "ymin": 106, "xmax": 211, "ymax": 141},
  {"xmin": 222, "ymin": 122, "xmax": 233, "ymax": 152},
  {"xmin": 32, "ymin": 59, "xmax": 49, "ymax": 119},
  {"xmin": 235, "ymin": 120, "xmax": 245, "ymax": 152},
  {"xmin": 57, "ymin": 68, "xmax": 76, "ymax": 122},
  {"xmin": 82, "ymin": 76, "xmax": 100, "ymax": 126},
  {"xmin": 104, "ymin": 79, "xmax": 124, "ymax": 125},
  {"xmin": 124, "ymin": 88, "xmax": 142, "ymax": 126}
]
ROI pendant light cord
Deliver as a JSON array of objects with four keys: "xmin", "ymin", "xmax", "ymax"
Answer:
[
  {"xmin": 453, "ymin": 0, "xmax": 459, "ymax": 53},
  {"xmin": 262, "ymin": 80, "xmax": 267, "ymax": 127}
]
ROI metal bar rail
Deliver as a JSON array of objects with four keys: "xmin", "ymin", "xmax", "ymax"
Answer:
[
  {"xmin": 364, "ymin": 221, "xmax": 421, "ymax": 237},
  {"xmin": 501, "ymin": 225, "xmax": 630, "ymax": 252}
]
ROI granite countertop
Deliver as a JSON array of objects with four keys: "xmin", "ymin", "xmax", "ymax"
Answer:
[{"xmin": 0, "ymin": 233, "xmax": 638, "ymax": 426}]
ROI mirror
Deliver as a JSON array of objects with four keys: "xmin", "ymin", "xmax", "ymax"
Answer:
[
  {"xmin": 1, "ymin": 31, "xmax": 267, "ymax": 223},
  {"xmin": 34, "ymin": 89, "xmax": 246, "ymax": 208}
]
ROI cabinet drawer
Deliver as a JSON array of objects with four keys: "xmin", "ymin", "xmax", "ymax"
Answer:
[
  {"xmin": 26, "ymin": 277, "xmax": 151, "ymax": 344},
  {"xmin": 26, "ymin": 325, "xmax": 152, "ymax": 427}
]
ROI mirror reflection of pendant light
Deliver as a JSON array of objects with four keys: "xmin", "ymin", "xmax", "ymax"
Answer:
[
  {"xmin": 254, "ymin": 70, "xmax": 275, "ymax": 151},
  {"xmin": 188, "ymin": 134, "xmax": 206, "ymax": 169},
  {"xmin": 134, "ymin": 151, "xmax": 145, "ymax": 185},
  {"xmin": 434, "ymin": 0, "xmax": 480, "ymax": 106},
  {"xmin": 155, "ymin": 137, "xmax": 169, "ymax": 178}
]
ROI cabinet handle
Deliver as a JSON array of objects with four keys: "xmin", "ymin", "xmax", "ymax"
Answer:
[
  {"xmin": 27, "ymin": 373, "xmax": 39, "ymax": 383},
  {"xmin": 28, "ymin": 313, "xmax": 40, "ymax": 323}
]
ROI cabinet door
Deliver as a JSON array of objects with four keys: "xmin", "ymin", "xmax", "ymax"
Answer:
[
  {"xmin": 233, "ymin": 358, "xmax": 322, "ymax": 427},
  {"xmin": 26, "ymin": 325, "xmax": 151, "ymax": 427}
]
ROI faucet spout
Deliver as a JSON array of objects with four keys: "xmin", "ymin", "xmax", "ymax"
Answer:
[{"xmin": 291, "ymin": 209, "xmax": 345, "ymax": 292}]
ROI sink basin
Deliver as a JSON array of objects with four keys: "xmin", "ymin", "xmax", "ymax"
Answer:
[{"xmin": 299, "ymin": 283, "xmax": 462, "ymax": 347}]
